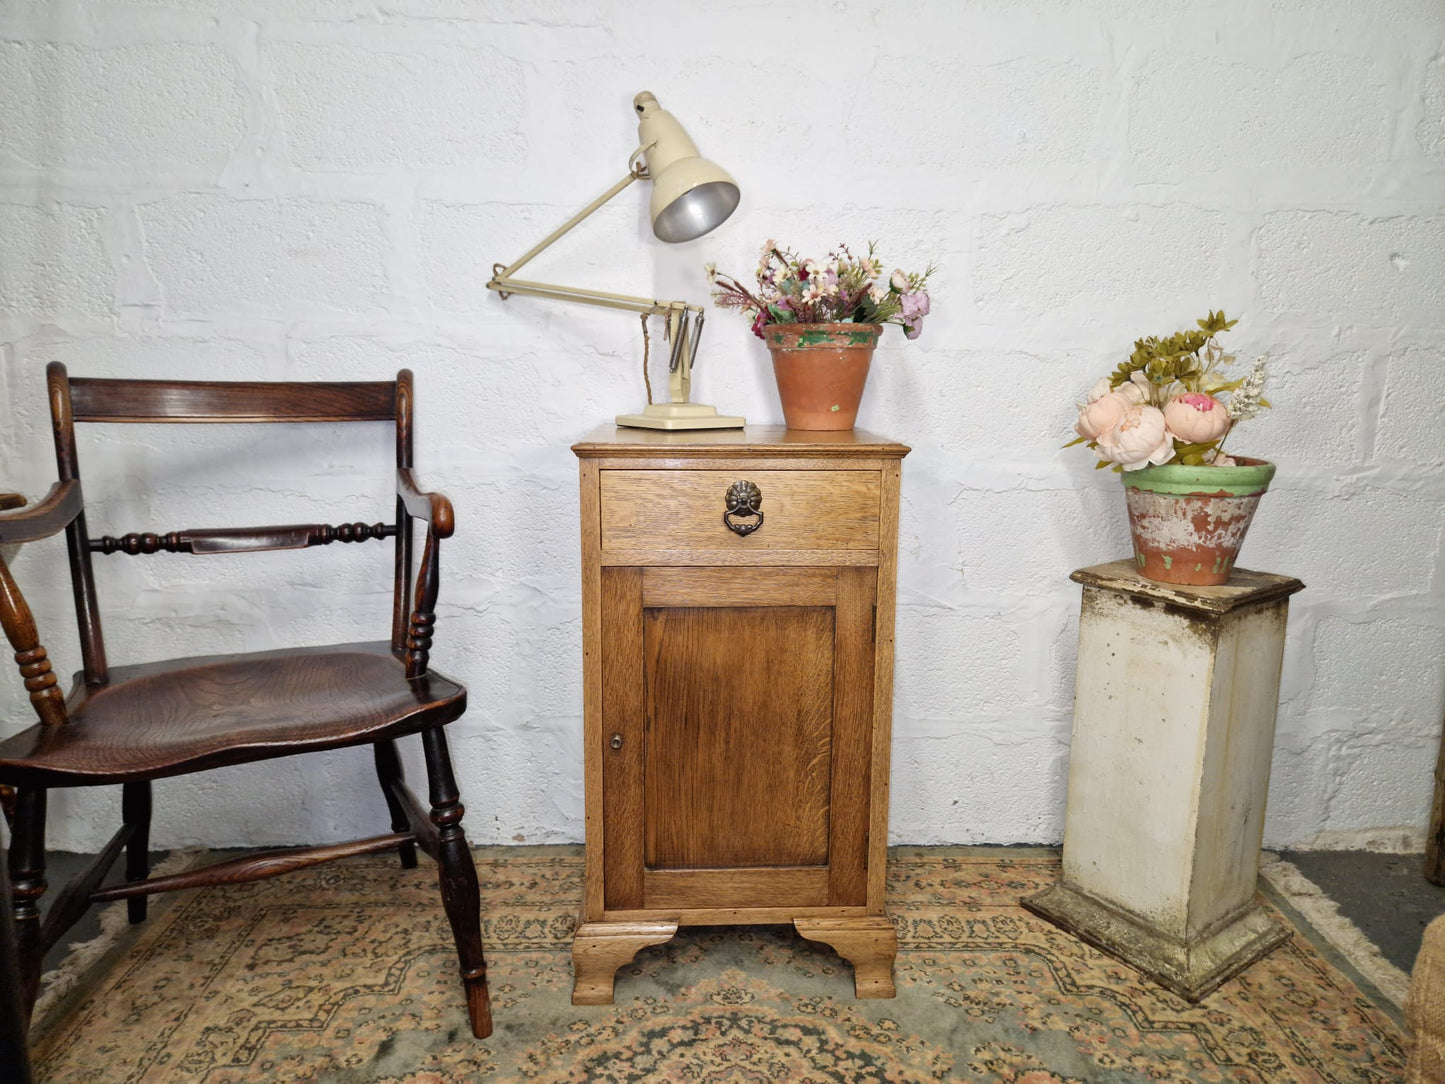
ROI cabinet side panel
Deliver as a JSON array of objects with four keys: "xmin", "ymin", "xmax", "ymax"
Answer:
[
  {"xmin": 601, "ymin": 566, "xmax": 647, "ymax": 910},
  {"xmin": 828, "ymin": 566, "xmax": 876, "ymax": 906},
  {"xmin": 579, "ymin": 457, "xmax": 605, "ymax": 920},
  {"xmin": 868, "ymin": 459, "xmax": 902, "ymax": 912},
  {"xmin": 644, "ymin": 605, "xmax": 834, "ymax": 869}
]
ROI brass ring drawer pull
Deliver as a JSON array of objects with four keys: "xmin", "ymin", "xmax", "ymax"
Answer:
[{"xmin": 723, "ymin": 480, "xmax": 763, "ymax": 537}]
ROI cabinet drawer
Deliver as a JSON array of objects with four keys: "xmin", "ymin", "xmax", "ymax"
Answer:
[{"xmin": 599, "ymin": 469, "xmax": 880, "ymax": 554}]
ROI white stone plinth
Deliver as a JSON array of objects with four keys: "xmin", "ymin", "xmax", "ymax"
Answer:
[{"xmin": 1024, "ymin": 560, "xmax": 1305, "ymax": 1001}]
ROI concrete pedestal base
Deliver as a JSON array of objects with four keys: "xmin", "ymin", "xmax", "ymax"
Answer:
[
  {"xmin": 1026, "ymin": 561, "xmax": 1304, "ymax": 1001},
  {"xmin": 1024, "ymin": 882, "xmax": 1291, "ymax": 1002}
]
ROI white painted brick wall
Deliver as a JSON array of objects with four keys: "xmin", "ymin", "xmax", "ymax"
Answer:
[{"xmin": 1, "ymin": 0, "xmax": 1441, "ymax": 853}]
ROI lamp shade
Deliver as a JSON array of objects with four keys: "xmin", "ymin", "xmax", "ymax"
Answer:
[{"xmin": 634, "ymin": 91, "xmax": 740, "ymax": 243}]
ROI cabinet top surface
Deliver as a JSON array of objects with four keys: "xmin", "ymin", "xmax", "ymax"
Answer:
[{"xmin": 572, "ymin": 424, "xmax": 910, "ymax": 459}]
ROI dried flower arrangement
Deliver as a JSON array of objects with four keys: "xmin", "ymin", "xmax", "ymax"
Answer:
[
  {"xmin": 708, "ymin": 240, "xmax": 936, "ymax": 340},
  {"xmin": 1070, "ymin": 311, "xmax": 1270, "ymax": 472}
]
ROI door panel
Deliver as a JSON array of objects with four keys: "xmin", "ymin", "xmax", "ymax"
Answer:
[
  {"xmin": 643, "ymin": 605, "xmax": 834, "ymax": 870},
  {"xmin": 600, "ymin": 564, "xmax": 878, "ymax": 912}
]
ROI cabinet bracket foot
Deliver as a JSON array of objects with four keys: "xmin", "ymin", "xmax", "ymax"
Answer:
[
  {"xmin": 571, "ymin": 921, "xmax": 678, "ymax": 1005},
  {"xmin": 794, "ymin": 915, "xmax": 897, "ymax": 998}
]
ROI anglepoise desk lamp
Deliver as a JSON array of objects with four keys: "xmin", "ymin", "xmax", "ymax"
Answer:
[{"xmin": 487, "ymin": 92, "xmax": 745, "ymax": 429}]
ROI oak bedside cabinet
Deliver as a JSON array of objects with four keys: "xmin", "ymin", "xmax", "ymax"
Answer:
[{"xmin": 569, "ymin": 425, "xmax": 909, "ymax": 1005}]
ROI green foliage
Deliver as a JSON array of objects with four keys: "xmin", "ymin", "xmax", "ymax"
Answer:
[{"xmin": 1108, "ymin": 310, "xmax": 1240, "ymax": 401}]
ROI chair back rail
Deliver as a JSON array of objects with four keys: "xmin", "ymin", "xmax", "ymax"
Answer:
[
  {"xmin": 66, "ymin": 378, "xmax": 397, "ymax": 423},
  {"xmin": 34, "ymin": 362, "xmax": 436, "ymax": 703}
]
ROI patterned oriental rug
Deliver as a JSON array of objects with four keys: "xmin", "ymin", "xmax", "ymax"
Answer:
[{"xmin": 29, "ymin": 847, "xmax": 1404, "ymax": 1083}]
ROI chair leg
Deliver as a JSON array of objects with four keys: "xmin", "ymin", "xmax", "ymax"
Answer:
[
  {"xmin": 420, "ymin": 726, "xmax": 492, "ymax": 1040},
  {"xmin": 373, "ymin": 741, "xmax": 418, "ymax": 870},
  {"xmin": 6, "ymin": 787, "xmax": 46, "ymax": 1019},
  {"xmin": 121, "ymin": 782, "xmax": 151, "ymax": 924}
]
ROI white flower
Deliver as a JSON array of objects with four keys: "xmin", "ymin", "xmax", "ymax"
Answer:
[
  {"xmin": 1227, "ymin": 358, "xmax": 1268, "ymax": 422},
  {"xmin": 890, "ymin": 268, "xmax": 908, "ymax": 291}
]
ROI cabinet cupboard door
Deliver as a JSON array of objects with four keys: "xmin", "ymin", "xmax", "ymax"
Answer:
[{"xmin": 600, "ymin": 565, "xmax": 876, "ymax": 912}]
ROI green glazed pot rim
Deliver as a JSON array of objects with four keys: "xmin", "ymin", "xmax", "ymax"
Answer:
[
  {"xmin": 765, "ymin": 322, "xmax": 884, "ymax": 349},
  {"xmin": 1121, "ymin": 457, "xmax": 1276, "ymax": 497}
]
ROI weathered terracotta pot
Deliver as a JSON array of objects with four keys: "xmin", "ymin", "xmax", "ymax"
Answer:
[
  {"xmin": 1122, "ymin": 458, "xmax": 1275, "ymax": 586},
  {"xmin": 764, "ymin": 322, "xmax": 882, "ymax": 430}
]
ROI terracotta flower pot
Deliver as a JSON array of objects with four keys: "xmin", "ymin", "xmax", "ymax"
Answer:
[
  {"xmin": 763, "ymin": 323, "xmax": 882, "ymax": 430},
  {"xmin": 1121, "ymin": 458, "xmax": 1275, "ymax": 586}
]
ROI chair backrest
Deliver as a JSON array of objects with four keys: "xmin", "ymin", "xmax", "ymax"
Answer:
[{"xmin": 44, "ymin": 362, "xmax": 420, "ymax": 689}]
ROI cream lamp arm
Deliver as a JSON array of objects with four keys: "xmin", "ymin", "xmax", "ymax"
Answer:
[{"xmin": 485, "ymin": 91, "xmax": 743, "ymax": 430}]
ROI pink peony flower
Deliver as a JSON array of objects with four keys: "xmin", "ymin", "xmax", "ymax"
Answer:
[
  {"xmin": 1095, "ymin": 404, "xmax": 1175, "ymax": 470},
  {"xmin": 1075, "ymin": 391, "xmax": 1134, "ymax": 440},
  {"xmin": 1163, "ymin": 392, "xmax": 1231, "ymax": 443}
]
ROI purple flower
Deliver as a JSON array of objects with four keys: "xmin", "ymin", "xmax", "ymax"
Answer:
[
  {"xmin": 903, "ymin": 319, "xmax": 923, "ymax": 340},
  {"xmin": 900, "ymin": 290, "xmax": 930, "ymax": 320},
  {"xmin": 750, "ymin": 309, "xmax": 768, "ymax": 339}
]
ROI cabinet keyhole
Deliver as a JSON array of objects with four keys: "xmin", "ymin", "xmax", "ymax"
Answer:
[{"xmin": 609, "ymin": 733, "xmax": 624, "ymax": 750}]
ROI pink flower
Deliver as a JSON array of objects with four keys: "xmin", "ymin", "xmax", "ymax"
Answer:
[
  {"xmin": 1163, "ymin": 392, "xmax": 1231, "ymax": 443},
  {"xmin": 900, "ymin": 290, "xmax": 930, "ymax": 319},
  {"xmin": 1095, "ymin": 404, "xmax": 1175, "ymax": 470},
  {"xmin": 1075, "ymin": 390, "xmax": 1134, "ymax": 440}
]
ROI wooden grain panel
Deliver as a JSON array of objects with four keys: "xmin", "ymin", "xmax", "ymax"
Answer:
[
  {"xmin": 642, "ymin": 567, "xmax": 837, "ymax": 608},
  {"xmin": 604, "ymin": 547, "xmax": 878, "ymax": 568},
  {"xmin": 643, "ymin": 606, "xmax": 833, "ymax": 870},
  {"xmin": 578, "ymin": 459, "xmax": 606, "ymax": 920},
  {"xmin": 589, "ymin": 456, "xmax": 900, "ymax": 474},
  {"xmin": 868, "ymin": 460, "xmax": 903, "ymax": 912},
  {"xmin": 604, "ymin": 904, "xmax": 867, "ymax": 926},
  {"xmin": 572, "ymin": 425, "xmax": 911, "ymax": 459},
  {"xmin": 828, "ymin": 567, "xmax": 876, "ymax": 906},
  {"xmin": 68, "ymin": 378, "xmax": 397, "ymax": 423},
  {"xmin": 600, "ymin": 567, "xmax": 646, "ymax": 910},
  {"xmin": 643, "ymin": 866, "xmax": 829, "ymax": 909},
  {"xmin": 601, "ymin": 470, "xmax": 879, "ymax": 553}
]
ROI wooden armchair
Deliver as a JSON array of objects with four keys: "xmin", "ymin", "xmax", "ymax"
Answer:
[{"xmin": 0, "ymin": 364, "xmax": 491, "ymax": 1039}]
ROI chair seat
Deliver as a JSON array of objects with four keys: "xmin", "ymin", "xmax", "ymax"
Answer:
[{"xmin": 0, "ymin": 642, "xmax": 465, "ymax": 786}]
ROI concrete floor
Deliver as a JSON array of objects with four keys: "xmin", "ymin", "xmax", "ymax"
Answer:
[{"xmin": 1280, "ymin": 849, "xmax": 1445, "ymax": 975}]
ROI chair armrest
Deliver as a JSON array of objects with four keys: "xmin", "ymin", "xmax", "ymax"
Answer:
[
  {"xmin": 396, "ymin": 470, "xmax": 455, "ymax": 539},
  {"xmin": 0, "ymin": 541, "xmax": 68, "ymax": 727},
  {"xmin": 0, "ymin": 482, "xmax": 83, "ymax": 545}
]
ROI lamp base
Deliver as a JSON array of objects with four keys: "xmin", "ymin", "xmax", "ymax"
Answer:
[{"xmin": 616, "ymin": 402, "xmax": 745, "ymax": 430}]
